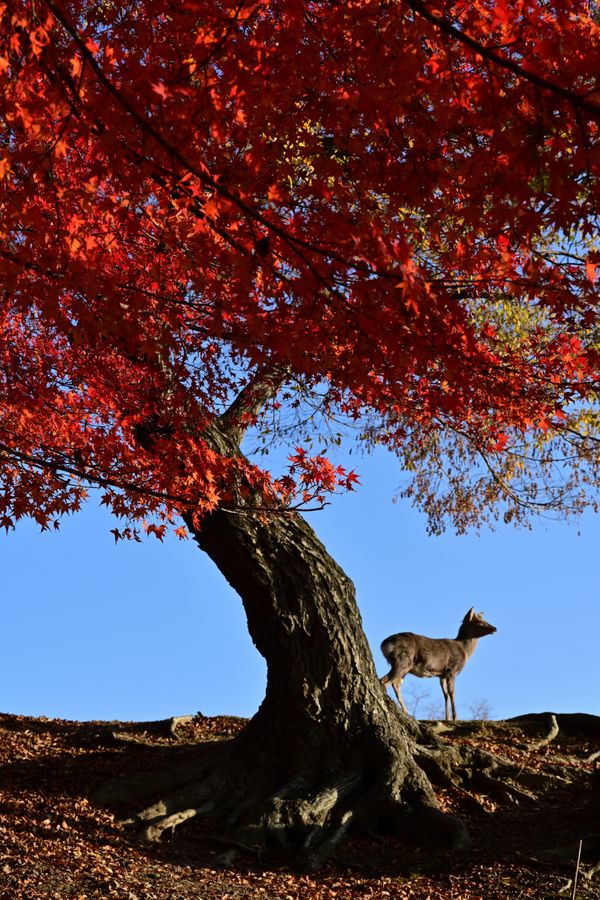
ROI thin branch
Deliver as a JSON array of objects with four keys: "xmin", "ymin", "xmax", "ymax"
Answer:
[
  {"xmin": 0, "ymin": 440, "xmax": 189, "ymax": 507},
  {"xmin": 0, "ymin": 437, "xmax": 329, "ymax": 519},
  {"xmin": 559, "ymin": 425, "xmax": 600, "ymax": 445},
  {"xmin": 407, "ymin": 0, "xmax": 600, "ymax": 121}
]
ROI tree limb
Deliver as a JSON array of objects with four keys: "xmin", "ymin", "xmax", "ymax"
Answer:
[
  {"xmin": 217, "ymin": 365, "xmax": 289, "ymax": 444},
  {"xmin": 407, "ymin": 0, "xmax": 600, "ymax": 121}
]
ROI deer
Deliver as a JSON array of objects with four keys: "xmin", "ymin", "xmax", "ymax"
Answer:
[{"xmin": 380, "ymin": 608, "xmax": 496, "ymax": 721}]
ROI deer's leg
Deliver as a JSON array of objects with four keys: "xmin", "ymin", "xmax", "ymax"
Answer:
[
  {"xmin": 447, "ymin": 675, "xmax": 457, "ymax": 721},
  {"xmin": 380, "ymin": 672, "xmax": 408, "ymax": 713},
  {"xmin": 391, "ymin": 677, "xmax": 407, "ymax": 713},
  {"xmin": 439, "ymin": 677, "xmax": 451, "ymax": 721}
]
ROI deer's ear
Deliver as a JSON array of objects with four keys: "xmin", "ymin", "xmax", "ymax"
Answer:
[{"xmin": 466, "ymin": 607, "xmax": 475, "ymax": 619}]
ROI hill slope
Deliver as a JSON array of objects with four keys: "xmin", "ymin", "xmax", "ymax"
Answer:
[{"xmin": 0, "ymin": 712, "xmax": 598, "ymax": 899}]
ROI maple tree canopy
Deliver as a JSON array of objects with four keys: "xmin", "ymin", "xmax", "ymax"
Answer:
[{"xmin": 1, "ymin": 0, "xmax": 600, "ymax": 536}]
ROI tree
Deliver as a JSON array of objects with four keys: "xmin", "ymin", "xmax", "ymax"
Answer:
[{"xmin": 1, "ymin": 0, "xmax": 600, "ymax": 867}]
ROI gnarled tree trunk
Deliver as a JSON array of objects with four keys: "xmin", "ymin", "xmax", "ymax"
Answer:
[
  {"xmin": 110, "ymin": 393, "xmax": 470, "ymax": 868},
  {"xmin": 118, "ymin": 500, "xmax": 467, "ymax": 868}
]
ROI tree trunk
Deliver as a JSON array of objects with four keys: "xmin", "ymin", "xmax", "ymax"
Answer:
[
  {"xmin": 137, "ymin": 502, "xmax": 462, "ymax": 867},
  {"xmin": 114, "ymin": 402, "xmax": 469, "ymax": 866}
]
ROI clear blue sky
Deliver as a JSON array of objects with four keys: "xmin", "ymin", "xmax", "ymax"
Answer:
[{"xmin": 2, "ymin": 445, "xmax": 598, "ymax": 723}]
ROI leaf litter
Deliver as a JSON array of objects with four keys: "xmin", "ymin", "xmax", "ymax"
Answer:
[{"xmin": 0, "ymin": 713, "xmax": 598, "ymax": 899}]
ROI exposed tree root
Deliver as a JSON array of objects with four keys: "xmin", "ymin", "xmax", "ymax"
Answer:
[
  {"xmin": 412, "ymin": 719, "xmax": 580, "ymax": 807},
  {"xmin": 123, "ymin": 758, "xmax": 380, "ymax": 871},
  {"xmin": 142, "ymin": 806, "xmax": 207, "ymax": 842},
  {"xmin": 93, "ymin": 728, "xmax": 464, "ymax": 869},
  {"xmin": 527, "ymin": 713, "xmax": 559, "ymax": 751},
  {"xmin": 90, "ymin": 711, "xmax": 581, "ymax": 871}
]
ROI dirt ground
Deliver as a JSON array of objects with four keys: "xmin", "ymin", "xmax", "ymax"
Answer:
[{"xmin": 0, "ymin": 711, "xmax": 598, "ymax": 899}]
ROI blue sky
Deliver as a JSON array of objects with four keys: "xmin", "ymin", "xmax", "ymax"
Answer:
[{"xmin": 2, "ymin": 445, "xmax": 598, "ymax": 723}]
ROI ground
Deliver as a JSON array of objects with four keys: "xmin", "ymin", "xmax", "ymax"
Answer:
[{"xmin": 0, "ymin": 711, "xmax": 598, "ymax": 899}]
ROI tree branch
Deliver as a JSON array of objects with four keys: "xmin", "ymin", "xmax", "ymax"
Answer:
[
  {"xmin": 406, "ymin": 0, "xmax": 600, "ymax": 121},
  {"xmin": 0, "ymin": 439, "xmax": 189, "ymax": 507},
  {"xmin": 217, "ymin": 365, "xmax": 289, "ymax": 444}
]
